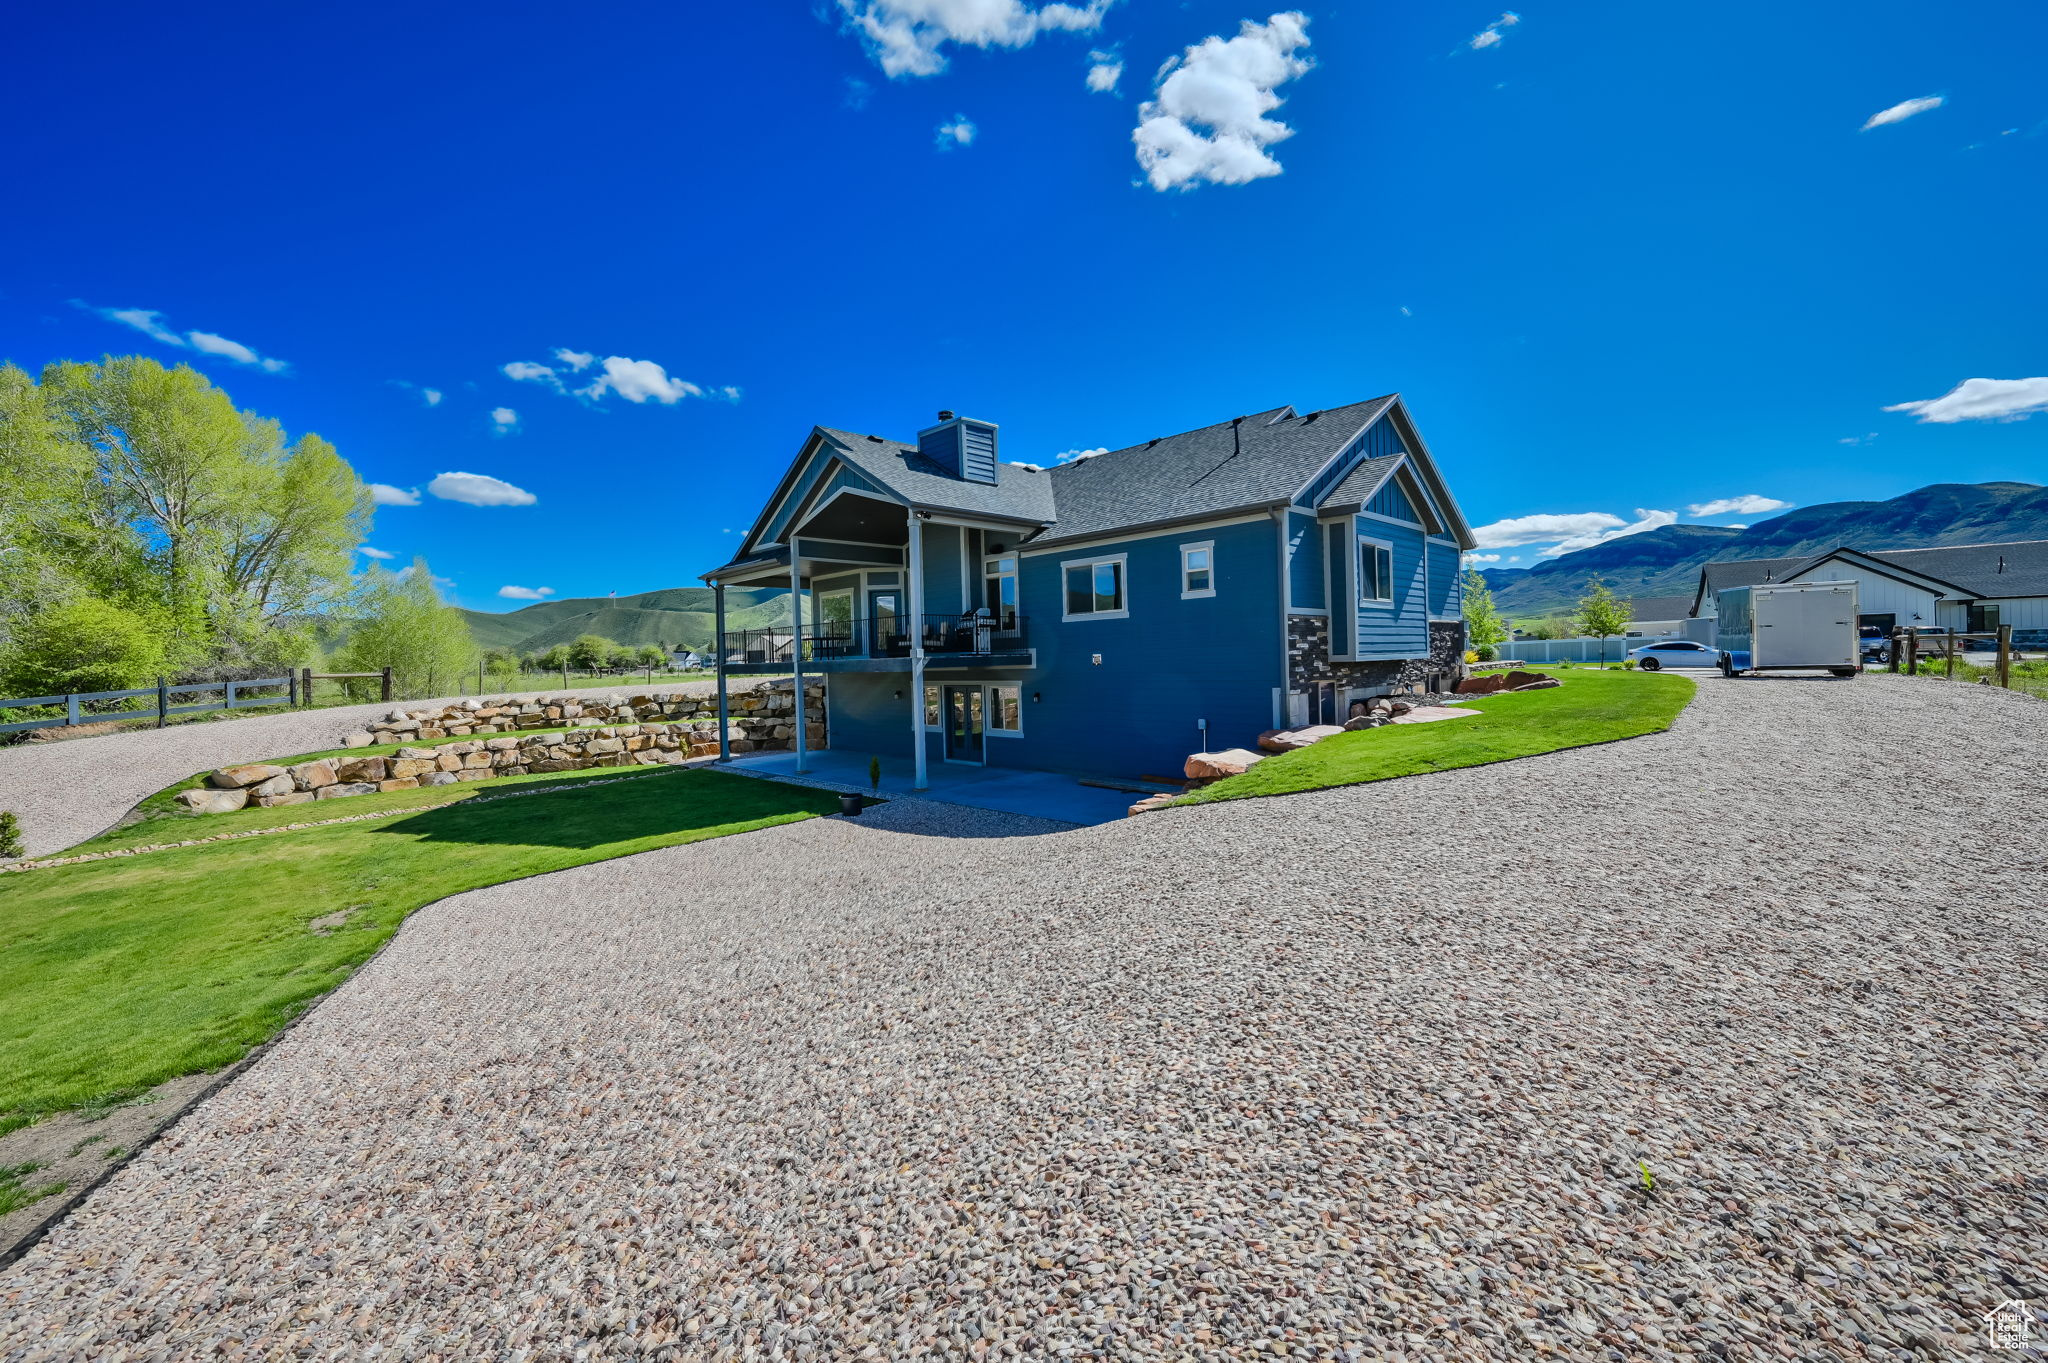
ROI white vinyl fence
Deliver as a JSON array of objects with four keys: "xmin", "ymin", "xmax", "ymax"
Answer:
[{"xmin": 1504, "ymin": 634, "xmax": 1683, "ymax": 664}]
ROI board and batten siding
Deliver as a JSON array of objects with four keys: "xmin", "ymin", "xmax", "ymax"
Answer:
[
  {"xmin": 1287, "ymin": 510, "xmax": 1325, "ymax": 610},
  {"xmin": 1352, "ymin": 518, "xmax": 1431, "ymax": 661},
  {"xmin": 1427, "ymin": 540, "xmax": 1462, "ymax": 619},
  {"xmin": 1782, "ymin": 568, "xmax": 1941, "ymax": 625}
]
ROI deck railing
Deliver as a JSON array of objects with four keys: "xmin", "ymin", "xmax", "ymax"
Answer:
[{"xmin": 721, "ymin": 612, "xmax": 1027, "ymax": 665}]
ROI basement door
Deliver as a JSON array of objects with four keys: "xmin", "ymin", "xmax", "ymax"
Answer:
[{"xmin": 943, "ymin": 685, "xmax": 985, "ymax": 763}]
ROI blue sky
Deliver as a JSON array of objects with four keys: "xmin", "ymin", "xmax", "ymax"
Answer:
[{"xmin": 3, "ymin": 1, "xmax": 2043, "ymax": 604}]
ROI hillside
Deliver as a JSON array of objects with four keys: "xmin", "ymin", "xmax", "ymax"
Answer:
[
  {"xmin": 459, "ymin": 587, "xmax": 789, "ymax": 654},
  {"xmin": 1483, "ymin": 481, "xmax": 2048, "ymax": 616}
]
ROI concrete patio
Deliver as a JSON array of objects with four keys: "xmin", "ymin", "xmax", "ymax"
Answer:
[{"xmin": 720, "ymin": 748, "xmax": 1142, "ymax": 826}]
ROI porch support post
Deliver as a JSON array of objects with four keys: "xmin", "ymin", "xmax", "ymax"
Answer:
[
  {"xmin": 790, "ymin": 555, "xmax": 808, "ymax": 773},
  {"xmin": 714, "ymin": 582, "xmax": 731, "ymax": 762},
  {"xmin": 908, "ymin": 508, "xmax": 929, "ymax": 790}
]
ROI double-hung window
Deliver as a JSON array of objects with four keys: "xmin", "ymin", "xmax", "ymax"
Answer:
[
  {"xmin": 1062, "ymin": 554, "xmax": 1128, "ymax": 620},
  {"xmin": 1359, "ymin": 537, "xmax": 1394, "ymax": 606},
  {"xmin": 1180, "ymin": 541, "xmax": 1215, "ymax": 599}
]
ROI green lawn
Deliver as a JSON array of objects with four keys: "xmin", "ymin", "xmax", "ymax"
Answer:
[
  {"xmin": 0, "ymin": 767, "xmax": 838, "ymax": 1130},
  {"xmin": 1178, "ymin": 666, "xmax": 1696, "ymax": 804}
]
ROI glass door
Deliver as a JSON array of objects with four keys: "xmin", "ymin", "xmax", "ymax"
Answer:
[
  {"xmin": 944, "ymin": 685, "xmax": 984, "ymax": 762},
  {"xmin": 868, "ymin": 591, "xmax": 901, "ymax": 656}
]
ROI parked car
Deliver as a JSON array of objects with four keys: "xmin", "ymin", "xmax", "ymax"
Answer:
[
  {"xmin": 1625, "ymin": 639, "xmax": 1724, "ymax": 670},
  {"xmin": 1858, "ymin": 626, "xmax": 1890, "ymax": 664}
]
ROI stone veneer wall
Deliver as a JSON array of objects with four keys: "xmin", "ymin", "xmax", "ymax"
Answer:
[
  {"xmin": 176, "ymin": 679, "xmax": 828, "ymax": 814},
  {"xmin": 1286, "ymin": 616, "xmax": 1468, "ymax": 695}
]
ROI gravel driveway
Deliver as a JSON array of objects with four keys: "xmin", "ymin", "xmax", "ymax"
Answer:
[
  {"xmin": 0, "ymin": 680, "xmax": 719, "ymax": 858},
  {"xmin": 2, "ymin": 673, "xmax": 2042, "ymax": 1360}
]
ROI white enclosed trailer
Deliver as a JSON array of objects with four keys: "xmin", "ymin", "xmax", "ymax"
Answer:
[{"xmin": 1715, "ymin": 581, "xmax": 1861, "ymax": 677}]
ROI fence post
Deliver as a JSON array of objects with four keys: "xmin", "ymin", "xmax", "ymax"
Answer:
[
  {"xmin": 1945, "ymin": 632, "xmax": 1956, "ymax": 681},
  {"xmin": 1997, "ymin": 624, "xmax": 2013, "ymax": 689},
  {"xmin": 381, "ymin": 667, "xmax": 394, "ymax": 703},
  {"xmin": 561, "ymin": 665, "xmax": 569, "ymax": 690},
  {"xmin": 157, "ymin": 676, "xmax": 168, "ymax": 729},
  {"xmin": 301, "ymin": 667, "xmax": 313, "ymax": 707},
  {"xmin": 288, "ymin": 669, "xmax": 298, "ymax": 707},
  {"xmin": 1904, "ymin": 631, "xmax": 1917, "ymax": 676},
  {"xmin": 66, "ymin": 692, "xmax": 79, "ymax": 727},
  {"xmin": 225, "ymin": 679, "xmax": 238, "ymax": 711}
]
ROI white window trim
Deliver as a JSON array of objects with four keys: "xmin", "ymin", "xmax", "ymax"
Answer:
[
  {"xmin": 987, "ymin": 682, "xmax": 1024, "ymax": 737},
  {"xmin": 1060, "ymin": 553, "xmax": 1130, "ymax": 622},
  {"xmin": 1179, "ymin": 540, "xmax": 1216, "ymax": 599},
  {"xmin": 1358, "ymin": 535, "xmax": 1395, "ymax": 609}
]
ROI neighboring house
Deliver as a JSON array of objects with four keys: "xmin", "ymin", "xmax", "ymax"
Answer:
[
  {"xmin": 1688, "ymin": 540, "xmax": 2048, "ymax": 645},
  {"xmin": 1626, "ymin": 595, "xmax": 1694, "ymax": 637},
  {"xmin": 700, "ymin": 396, "xmax": 1476, "ymax": 786}
]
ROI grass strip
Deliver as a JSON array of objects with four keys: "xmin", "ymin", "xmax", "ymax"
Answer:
[
  {"xmin": 0, "ymin": 767, "xmax": 838, "ymax": 1130},
  {"xmin": 1178, "ymin": 666, "xmax": 1696, "ymax": 804}
]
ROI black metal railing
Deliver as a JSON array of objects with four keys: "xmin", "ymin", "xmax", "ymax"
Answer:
[{"xmin": 719, "ymin": 612, "xmax": 1027, "ymax": 665}]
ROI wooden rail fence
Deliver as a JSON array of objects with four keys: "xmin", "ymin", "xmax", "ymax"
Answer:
[
  {"xmin": 1889, "ymin": 625, "xmax": 2015, "ymax": 688},
  {"xmin": 0, "ymin": 674, "xmax": 296, "ymax": 735}
]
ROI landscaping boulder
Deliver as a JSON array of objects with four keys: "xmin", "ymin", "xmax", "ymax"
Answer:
[
  {"xmin": 209, "ymin": 763, "xmax": 287, "ymax": 790},
  {"xmin": 249, "ymin": 773, "xmax": 296, "ymax": 800},
  {"xmin": 1342, "ymin": 715, "xmax": 1388, "ymax": 731},
  {"xmin": 256, "ymin": 791, "xmax": 315, "ymax": 808},
  {"xmin": 378, "ymin": 777, "xmax": 419, "ymax": 793},
  {"xmin": 177, "ymin": 787, "xmax": 249, "ymax": 814},
  {"xmin": 419, "ymin": 772, "xmax": 459, "ymax": 787},
  {"xmin": 389, "ymin": 757, "xmax": 436, "ymax": 779},
  {"xmin": 335, "ymin": 756, "xmax": 387, "ymax": 784},
  {"xmin": 316, "ymin": 782, "xmax": 377, "ymax": 800},
  {"xmin": 289, "ymin": 760, "xmax": 338, "ymax": 790},
  {"xmin": 1257, "ymin": 725, "xmax": 1344, "ymax": 753},
  {"xmin": 1184, "ymin": 748, "xmax": 1264, "ymax": 781},
  {"xmin": 1126, "ymin": 793, "xmax": 1177, "ymax": 817},
  {"xmin": 1455, "ymin": 669, "xmax": 1556, "ymax": 696},
  {"xmin": 341, "ymin": 731, "xmax": 374, "ymax": 748}
]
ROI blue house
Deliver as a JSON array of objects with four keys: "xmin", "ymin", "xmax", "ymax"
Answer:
[{"xmin": 701, "ymin": 395, "xmax": 1477, "ymax": 787}]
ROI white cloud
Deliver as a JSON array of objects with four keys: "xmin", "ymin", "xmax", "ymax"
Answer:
[
  {"xmin": 1133, "ymin": 13, "xmax": 1314, "ymax": 193},
  {"xmin": 489, "ymin": 407, "xmax": 520, "ymax": 436},
  {"xmin": 1086, "ymin": 50, "xmax": 1122, "ymax": 93},
  {"xmin": 498, "ymin": 585, "xmax": 555, "ymax": 600},
  {"xmin": 429, "ymin": 470, "xmax": 536, "ymax": 506},
  {"xmin": 97, "ymin": 306, "xmax": 184, "ymax": 346},
  {"xmin": 1054, "ymin": 447, "xmax": 1107, "ymax": 463},
  {"xmin": 1471, "ymin": 508, "xmax": 1680, "ymax": 557},
  {"xmin": 1541, "ymin": 509, "xmax": 1677, "ymax": 557},
  {"xmin": 422, "ymin": 388, "xmax": 443, "ymax": 406},
  {"xmin": 501, "ymin": 361, "xmax": 562, "ymax": 392},
  {"xmin": 1471, "ymin": 511, "xmax": 1625, "ymax": 549},
  {"xmin": 1883, "ymin": 377, "xmax": 2048, "ymax": 423},
  {"xmin": 1399, "ymin": 305, "xmax": 1413, "ymax": 317},
  {"xmin": 837, "ymin": 0, "xmax": 1111, "ymax": 78},
  {"xmin": 1686, "ymin": 494, "xmax": 1793, "ymax": 517},
  {"xmin": 845, "ymin": 76, "xmax": 874, "ymax": 110},
  {"xmin": 1464, "ymin": 553, "xmax": 1502, "ymax": 563},
  {"xmin": 1839, "ymin": 431, "xmax": 1877, "ymax": 446},
  {"xmin": 582, "ymin": 356, "xmax": 703, "ymax": 404},
  {"xmin": 553, "ymin": 348, "xmax": 595, "ymax": 371},
  {"xmin": 1467, "ymin": 11, "xmax": 1520, "ymax": 49},
  {"xmin": 358, "ymin": 546, "xmax": 395, "ymax": 559},
  {"xmin": 1861, "ymin": 95, "xmax": 1944, "ymax": 131},
  {"xmin": 188, "ymin": 330, "xmax": 289, "ymax": 372},
  {"xmin": 79, "ymin": 302, "xmax": 289, "ymax": 372},
  {"xmin": 368, "ymin": 483, "xmax": 422, "ymax": 507},
  {"xmin": 936, "ymin": 114, "xmax": 977, "ymax": 149}
]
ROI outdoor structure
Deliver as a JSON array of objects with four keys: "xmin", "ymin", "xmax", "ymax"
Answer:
[
  {"xmin": 1626, "ymin": 595, "xmax": 1694, "ymax": 637},
  {"xmin": 701, "ymin": 397, "xmax": 1475, "ymax": 787},
  {"xmin": 1687, "ymin": 540, "xmax": 2048, "ymax": 646}
]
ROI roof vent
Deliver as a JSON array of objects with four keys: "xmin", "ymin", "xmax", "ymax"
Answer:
[
  {"xmin": 937, "ymin": 410, "xmax": 955, "ymax": 422},
  {"xmin": 865, "ymin": 434, "xmax": 883, "ymax": 442},
  {"xmin": 1997, "ymin": 554, "xmax": 2007, "ymax": 573},
  {"xmin": 917, "ymin": 412, "xmax": 999, "ymax": 484}
]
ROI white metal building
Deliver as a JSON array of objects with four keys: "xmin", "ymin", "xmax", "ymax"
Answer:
[{"xmin": 1687, "ymin": 540, "xmax": 2048, "ymax": 644}]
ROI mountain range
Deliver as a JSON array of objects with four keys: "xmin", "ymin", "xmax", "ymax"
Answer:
[
  {"xmin": 458, "ymin": 587, "xmax": 788, "ymax": 655},
  {"xmin": 1480, "ymin": 481, "xmax": 2048, "ymax": 617}
]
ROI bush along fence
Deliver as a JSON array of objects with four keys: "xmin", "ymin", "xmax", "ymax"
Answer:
[
  {"xmin": 176, "ymin": 679, "xmax": 828, "ymax": 813},
  {"xmin": 0, "ymin": 673, "xmax": 299, "ymax": 736}
]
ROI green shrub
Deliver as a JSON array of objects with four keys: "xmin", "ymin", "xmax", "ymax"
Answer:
[
  {"xmin": 0, "ymin": 811, "xmax": 22, "ymax": 860},
  {"xmin": 0, "ymin": 597, "xmax": 165, "ymax": 698}
]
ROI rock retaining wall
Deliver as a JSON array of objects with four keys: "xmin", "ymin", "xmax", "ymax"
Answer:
[
  {"xmin": 173, "ymin": 680, "xmax": 828, "ymax": 815},
  {"xmin": 338, "ymin": 679, "xmax": 826, "ymax": 750}
]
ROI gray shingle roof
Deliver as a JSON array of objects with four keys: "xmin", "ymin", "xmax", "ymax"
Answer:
[
  {"xmin": 1868, "ymin": 540, "xmax": 2048, "ymax": 598},
  {"xmin": 1032, "ymin": 396, "xmax": 1400, "ymax": 545},
  {"xmin": 1319, "ymin": 454, "xmax": 1406, "ymax": 512},
  {"xmin": 1629, "ymin": 595, "xmax": 1695, "ymax": 620},
  {"xmin": 815, "ymin": 427, "xmax": 1056, "ymax": 525}
]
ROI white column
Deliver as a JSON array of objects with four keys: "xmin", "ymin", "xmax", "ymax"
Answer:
[
  {"xmin": 907, "ymin": 509, "xmax": 928, "ymax": 790},
  {"xmin": 790, "ymin": 555, "xmax": 808, "ymax": 773}
]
